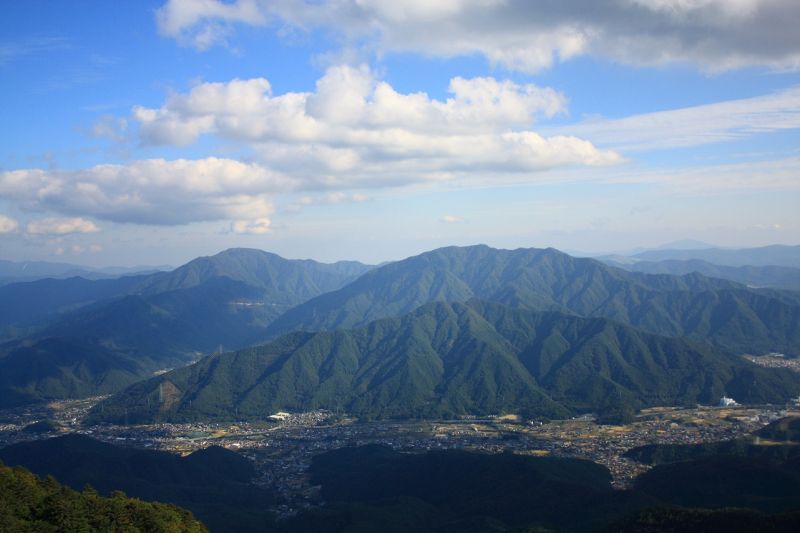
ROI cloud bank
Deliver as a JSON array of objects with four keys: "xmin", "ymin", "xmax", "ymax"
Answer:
[
  {"xmin": 0, "ymin": 159, "xmax": 281, "ymax": 226},
  {"xmin": 26, "ymin": 217, "xmax": 100, "ymax": 235},
  {"xmin": 157, "ymin": 0, "xmax": 800, "ymax": 72},
  {"xmin": 133, "ymin": 65, "xmax": 619, "ymax": 183},
  {"xmin": 1, "ymin": 67, "xmax": 619, "ymax": 230}
]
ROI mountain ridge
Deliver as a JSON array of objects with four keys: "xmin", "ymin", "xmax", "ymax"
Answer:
[{"xmin": 89, "ymin": 300, "xmax": 800, "ymax": 423}]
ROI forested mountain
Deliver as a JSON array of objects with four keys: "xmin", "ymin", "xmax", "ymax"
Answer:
[
  {"xmin": 0, "ymin": 337, "xmax": 152, "ymax": 408},
  {"xmin": 35, "ymin": 249, "xmax": 372, "ymax": 362},
  {"xmin": 603, "ymin": 258, "xmax": 800, "ymax": 291},
  {"xmin": 1, "ymin": 248, "xmax": 372, "ymax": 331},
  {"xmin": 265, "ymin": 245, "xmax": 800, "ymax": 357},
  {"xmin": 0, "ymin": 434, "xmax": 276, "ymax": 532},
  {"xmin": 4, "ymin": 245, "xmax": 799, "ymax": 411},
  {"xmin": 136, "ymin": 247, "xmax": 371, "ymax": 297},
  {"xmin": 0, "ymin": 275, "xmax": 148, "ymax": 328},
  {"xmin": 0, "ymin": 249, "xmax": 373, "ymax": 407},
  {"xmin": 89, "ymin": 301, "xmax": 800, "ymax": 423},
  {"xmin": 0, "ymin": 461, "xmax": 207, "ymax": 532}
]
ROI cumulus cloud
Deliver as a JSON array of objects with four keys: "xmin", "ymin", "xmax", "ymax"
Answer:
[
  {"xmin": 156, "ymin": 0, "xmax": 800, "ymax": 72},
  {"xmin": 0, "ymin": 214, "xmax": 19, "ymax": 234},
  {"xmin": 231, "ymin": 217, "xmax": 272, "ymax": 234},
  {"xmin": 548, "ymin": 86, "xmax": 800, "ymax": 151},
  {"xmin": 133, "ymin": 65, "xmax": 619, "ymax": 182},
  {"xmin": 155, "ymin": 0, "xmax": 266, "ymax": 50},
  {"xmin": 26, "ymin": 217, "xmax": 99, "ymax": 235},
  {"xmin": 0, "ymin": 158, "xmax": 285, "ymax": 226}
]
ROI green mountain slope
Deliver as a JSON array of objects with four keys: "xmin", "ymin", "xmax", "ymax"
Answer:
[
  {"xmin": 0, "ymin": 249, "xmax": 373, "ymax": 407},
  {"xmin": 90, "ymin": 301, "xmax": 800, "ymax": 423},
  {"xmin": 265, "ymin": 245, "xmax": 800, "ymax": 357},
  {"xmin": 137, "ymin": 247, "xmax": 370, "ymax": 297},
  {"xmin": 36, "ymin": 248, "xmax": 373, "ymax": 356},
  {"xmin": 0, "ymin": 461, "xmax": 207, "ymax": 532},
  {"xmin": 0, "ymin": 337, "xmax": 152, "ymax": 408}
]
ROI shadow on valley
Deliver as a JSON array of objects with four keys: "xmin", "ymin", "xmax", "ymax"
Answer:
[
  {"xmin": 4, "ymin": 430, "xmax": 800, "ymax": 532},
  {"xmin": 0, "ymin": 434, "xmax": 276, "ymax": 532}
]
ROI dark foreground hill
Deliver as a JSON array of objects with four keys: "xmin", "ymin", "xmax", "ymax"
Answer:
[
  {"xmin": 7, "ymin": 437, "xmax": 800, "ymax": 532},
  {"xmin": 285, "ymin": 444, "xmax": 800, "ymax": 532},
  {"xmin": 0, "ymin": 460, "xmax": 206, "ymax": 532},
  {"xmin": 0, "ymin": 434, "xmax": 276, "ymax": 532},
  {"xmin": 89, "ymin": 300, "xmax": 800, "ymax": 424},
  {"xmin": 266, "ymin": 245, "xmax": 800, "ymax": 357},
  {"xmin": 623, "ymin": 416, "xmax": 800, "ymax": 466},
  {"xmin": 287, "ymin": 444, "xmax": 636, "ymax": 532}
]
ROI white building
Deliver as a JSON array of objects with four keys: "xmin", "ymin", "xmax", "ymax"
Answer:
[{"xmin": 719, "ymin": 396, "xmax": 738, "ymax": 407}]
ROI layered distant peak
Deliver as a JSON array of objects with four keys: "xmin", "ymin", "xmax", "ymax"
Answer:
[
  {"xmin": 631, "ymin": 244, "xmax": 800, "ymax": 268},
  {"xmin": 265, "ymin": 244, "xmax": 755, "ymax": 343},
  {"xmin": 137, "ymin": 247, "xmax": 372, "ymax": 297}
]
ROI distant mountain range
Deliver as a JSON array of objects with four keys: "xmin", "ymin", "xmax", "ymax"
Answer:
[
  {"xmin": 0, "ymin": 259, "xmax": 170, "ymax": 286},
  {"xmin": 0, "ymin": 249, "xmax": 372, "ymax": 407},
  {"xmin": 266, "ymin": 245, "xmax": 800, "ymax": 357},
  {"xmin": 602, "ymin": 258, "xmax": 800, "ymax": 291},
  {"xmin": 602, "ymin": 244, "xmax": 800, "ymax": 268},
  {"xmin": 3, "ymin": 244, "xmax": 800, "ymax": 417},
  {"xmin": 89, "ymin": 300, "xmax": 800, "ymax": 423}
]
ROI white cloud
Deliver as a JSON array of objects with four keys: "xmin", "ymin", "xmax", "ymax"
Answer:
[
  {"xmin": 440, "ymin": 215, "xmax": 465, "ymax": 223},
  {"xmin": 0, "ymin": 214, "xmax": 19, "ymax": 234},
  {"xmin": 549, "ymin": 86, "xmax": 800, "ymax": 151},
  {"xmin": 0, "ymin": 158, "xmax": 285, "ymax": 226},
  {"xmin": 232, "ymin": 217, "xmax": 272, "ymax": 234},
  {"xmin": 132, "ymin": 66, "xmax": 618, "ymax": 185},
  {"xmin": 155, "ymin": 0, "xmax": 266, "ymax": 50},
  {"xmin": 26, "ymin": 217, "xmax": 99, "ymax": 235},
  {"xmin": 157, "ymin": 0, "xmax": 800, "ymax": 72}
]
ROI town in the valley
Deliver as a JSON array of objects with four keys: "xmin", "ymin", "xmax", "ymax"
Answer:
[{"xmin": 3, "ymin": 355, "xmax": 800, "ymax": 519}]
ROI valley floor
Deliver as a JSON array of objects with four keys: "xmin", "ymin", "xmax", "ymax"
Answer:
[{"xmin": 1, "ymin": 398, "xmax": 797, "ymax": 520}]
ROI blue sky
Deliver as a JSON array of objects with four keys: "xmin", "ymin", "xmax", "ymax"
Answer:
[{"xmin": 1, "ymin": 0, "xmax": 799, "ymax": 266}]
